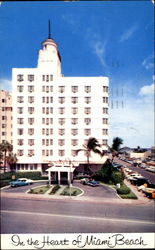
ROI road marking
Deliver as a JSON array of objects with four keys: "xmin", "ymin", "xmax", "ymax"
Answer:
[{"xmin": 1, "ymin": 210, "xmax": 154, "ymax": 225}]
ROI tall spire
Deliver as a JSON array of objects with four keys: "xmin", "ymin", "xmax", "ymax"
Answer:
[{"xmin": 48, "ymin": 19, "xmax": 51, "ymax": 39}]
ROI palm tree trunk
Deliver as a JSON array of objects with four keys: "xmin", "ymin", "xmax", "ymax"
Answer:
[{"xmin": 4, "ymin": 150, "xmax": 6, "ymax": 173}]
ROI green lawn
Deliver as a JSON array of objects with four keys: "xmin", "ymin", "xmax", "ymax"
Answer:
[
  {"xmin": 28, "ymin": 185, "xmax": 51, "ymax": 194},
  {"xmin": 60, "ymin": 187, "xmax": 82, "ymax": 196}
]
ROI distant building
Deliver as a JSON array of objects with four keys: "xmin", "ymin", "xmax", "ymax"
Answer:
[
  {"xmin": 12, "ymin": 24, "xmax": 109, "ymax": 184},
  {"xmin": 0, "ymin": 90, "xmax": 12, "ymax": 144}
]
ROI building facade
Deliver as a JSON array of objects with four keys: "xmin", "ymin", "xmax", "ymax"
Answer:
[
  {"xmin": 12, "ymin": 29, "xmax": 109, "ymax": 180},
  {"xmin": 0, "ymin": 90, "xmax": 12, "ymax": 144}
]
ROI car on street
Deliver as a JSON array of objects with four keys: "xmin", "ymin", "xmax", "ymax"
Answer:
[
  {"xmin": 10, "ymin": 178, "xmax": 34, "ymax": 187},
  {"xmin": 86, "ymin": 180, "xmax": 100, "ymax": 187}
]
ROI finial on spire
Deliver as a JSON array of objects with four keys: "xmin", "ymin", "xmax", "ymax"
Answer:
[{"xmin": 48, "ymin": 19, "xmax": 51, "ymax": 39}]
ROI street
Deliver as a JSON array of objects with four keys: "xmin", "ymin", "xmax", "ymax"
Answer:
[{"xmin": 1, "ymin": 196, "xmax": 154, "ymax": 233}]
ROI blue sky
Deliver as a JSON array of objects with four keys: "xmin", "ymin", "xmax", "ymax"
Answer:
[{"xmin": 0, "ymin": 1, "xmax": 154, "ymax": 148}]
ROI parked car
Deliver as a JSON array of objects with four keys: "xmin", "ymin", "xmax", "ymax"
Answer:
[
  {"xmin": 10, "ymin": 178, "xmax": 34, "ymax": 187},
  {"xmin": 138, "ymin": 182, "xmax": 155, "ymax": 192},
  {"xmin": 130, "ymin": 177, "xmax": 149, "ymax": 186},
  {"xmin": 87, "ymin": 180, "xmax": 100, "ymax": 187}
]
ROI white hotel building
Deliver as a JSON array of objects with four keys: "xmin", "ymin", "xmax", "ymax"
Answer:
[{"xmin": 12, "ymin": 28, "xmax": 109, "ymax": 184}]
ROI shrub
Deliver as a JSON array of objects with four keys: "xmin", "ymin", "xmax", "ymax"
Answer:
[
  {"xmin": 72, "ymin": 191, "xmax": 77, "ymax": 196},
  {"xmin": 117, "ymin": 185, "xmax": 130, "ymax": 195},
  {"xmin": 120, "ymin": 192, "xmax": 137, "ymax": 199},
  {"xmin": 50, "ymin": 185, "xmax": 61, "ymax": 194},
  {"xmin": 111, "ymin": 171, "xmax": 124, "ymax": 185}
]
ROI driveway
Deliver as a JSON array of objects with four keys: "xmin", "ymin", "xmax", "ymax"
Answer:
[
  {"xmin": 73, "ymin": 180, "xmax": 119, "ymax": 199},
  {"xmin": 1, "ymin": 180, "xmax": 119, "ymax": 199}
]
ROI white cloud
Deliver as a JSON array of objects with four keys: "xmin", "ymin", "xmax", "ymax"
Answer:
[
  {"xmin": 0, "ymin": 79, "xmax": 12, "ymax": 92},
  {"xmin": 92, "ymin": 40, "xmax": 107, "ymax": 67},
  {"xmin": 139, "ymin": 83, "xmax": 154, "ymax": 96},
  {"xmin": 142, "ymin": 55, "xmax": 154, "ymax": 70},
  {"xmin": 119, "ymin": 25, "xmax": 138, "ymax": 42},
  {"xmin": 109, "ymin": 79, "xmax": 154, "ymax": 148}
]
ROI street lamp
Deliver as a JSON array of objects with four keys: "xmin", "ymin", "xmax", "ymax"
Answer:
[{"xmin": 65, "ymin": 158, "xmax": 72, "ymax": 197}]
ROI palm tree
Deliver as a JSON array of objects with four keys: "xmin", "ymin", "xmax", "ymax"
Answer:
[
  {"xmin": 76, "ymin": 137, "xmax": 104, "ymax": 174},
  {"xmin": 0, "ymin": 141, "xmax": 13, "ymax": 172},
  {"xmin": 110, "ymin": 137, "xmax": 123, "ymax": 162},
  {"xmin": 6, "ymin": 152, "xmax": 18, "ymax": 172}
]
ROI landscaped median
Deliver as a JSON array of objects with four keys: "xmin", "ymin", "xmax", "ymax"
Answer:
[
  {"xmin": 28, "ymin": 185, "xmax": 83, "ymax": 197},
  {"xmin": 116, "ymin": 183, "xmax": 137, "ymax": 199}
]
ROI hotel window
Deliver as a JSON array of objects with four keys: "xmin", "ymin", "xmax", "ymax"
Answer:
[
  {"xmin": 17, "ymin": 86, "xmax": 24, "ymax": 92},
  {"xmin": 59, "ymin": 86, "xmax": 65, "ymax": 93},
  {"xmin": 50, "ymin": 139, "xmax": 53, "ymax": 145},
  {"xmin": 50, "ymin": 129, "xmax": 53, "ymax": 135},
  {"xmin": 18, "ymin": 128, "xmax": 23, "ymax": 135},
  {"xmin": 59, "ymin": 129, "xmax": 65, "ymax": 136},
  {"xmin": 71, "ymin": 129, "xmax": 78, "ymax": 136},
  {"xmin": 2, "ymin": 116, "xmax": 6, "ymax": 120},
  {"xmin": 59, "ymin": 108, "xmax": 65, "ymax": 115},
  {"xmin": 28, "ymin": 150, "xmax": 34, "ymax": 157},
  {"xmin": 2, "ymin": 124, "xmax": 6, "ymax": 128},
  {"xmin": 85, "ymin": 86, "xmax": 91, "ymax": 93},
  {"xmin": 103, "ymin": 108, "xmax": 108, "ymax": 114},
  {"xmin": 71, "ymin": 118, "xmax": 78, "ymax": 125},
  {"xmin": 28, "ymin": 139, "xmax": 34, "ymax": 146},
  {"xmin": 46, "ymin": 118, "xmax": 49, "ymax": 125},
  {"xmin": 84, "ymin": 139, "xmax": 88, "ymax": 145},
  {"xmin": 28, "ymin": 118, "xmax": 34, "ymax": 125},
  {"xmin": 42, "ymin": 139, "xmax": 45, "ymax": 145},
  {"xmin": 17, "ymin": 150, "xmax": 24, "ymax": 156},
  {"xmin": 42, "ymin": 75, "xmax": 45, "ymax": 81},
  {"xmin": 102, "ymin": 129, "xmax": 108, "ymax": 135},
  {"xmin": 42, "ymin": 118, "xmax": 45, "ymax": 124},
  {"xmin": 42, "ymin": 97, "xmax": 45, "ymax": 103},
  {"xmin": 50, "ymin": 107, "xmax": 53, "ymax": 114},
  {"xmin": 17, "ymin": 107, "xmax": 23, "ymax": 114},
  {"xmin": 84, "ymin": 107, "xmax": 91, "ymax": 114},
  {"xmin": 46, "ymin": 75, "xmax": 49, "ymax": 82},
  {"xmin": 46, "ymin": 107, "xmax": 49, "ymax": 114},
  {"xmin": 17, "ymin": 118, "xmax": 24, "ymax": 124},
  {"xmin": 28, "ymin": 75, "xmax": 34, "ymax": 82},
  {"xmin": 102, "ymin": 139, "xmax": 108, "ymax": 146},
  {"xmin": 84, "ymin": 129, "xmax": 91, "ymax": 136},
  {"xmin": 46, "ymin": 129, "xmax": 49, "ymax": 135},
  {"xmin": 50, "ymin": 86, "xmax": 53, "ymax": 92},
  {"xmin": 46, "ymin": 86, "xmax": 49, "ymax": 93},
  {"xmin": 50, "ymin": 97, "xmax": 53, "ymax": 103},
  {"xmin": 42, "ymin": 107, "xmax": 45, "ymax": 114},
  {"xmin": 46, "ymin": 97, "xmax": 49, "ymax": 103},
  {"xmin": 17, "ymin": 74, "xmax": 24, "ymax": 82},
  {"xmin": 71, "ymin": 86, "xmax": 78, "ymax": 93},
  {"xmin": 59, "ymin": 150, "xmax": 65, "ymax": 156},
  {"xmin": 50, "ymin": 150, "xmax": 53, "ymax": 156},
  {"xmin": 17, "ymin": 96, "xmax": 24, "ymax": 103},
  {"xmin": 103, "ymin": 97, "xmax": 108, "ymax": 103},
  {"xmin": 17, "ymin": 139, "xmax": 23, "ymax": 146},
  {"xmin": 85, "ymin": 97, "xmax": 91, "ymax": 104},
  {"xmin": 71, "ymin": 139, "xmax": 78, "ymax": 146},
  {"xmin": 42, "ymin": 150, "xmax": 45, "ymax": 156},
  {"xmin": 84, "ymin": 118, "xmax": 91, "ymax": 125},
  {"xmin": 71, "ymin": 97, "xmax": 78, "ymax": 104},
  {"xmin": 28, "ymin": 85, "xmax": 34, "ymax": 92},
  {"xmin": 42, "ymin": 128, "xmax": 45, "ymax": 135},
  {"xmin": 59, "ymin": 97, "xmax": 65, "ymax": 104},
  {"xmin": 28, "ymin": 107, "xmax": 34, "ymax": 114},
  {"xmin": 28, "ymin": 96, "xmax": 34, "ymax": 103},
  {"xmin": 103, "ymin": 86, "xmax": 108, "ymax": 92},
  {"xmin": 50, "ymin": 118, "xmax": 53, "ymax": 124},
  {"xmin": 50, "ymin": 75, "xmax": 53, "ymax": 81},
  {"xmin": 2, "ymin": 107, "xmax": 5, "ymax": 111},
  {"xmin": 42, "ymin": 86, "xmax": 45, "ymax": 92},
  {"xmin": 28, "ymin": 128, "xmax": 34, "ymax": 135},
  {"xmin": 59, "ymin": 118, "xmax": 65, "ymax": 125},
  {"xmin": 102, "ymin": 118, "xmax": 108, "ymax": 124},
  {"xmin": 71, "ymin": 150, "xmax": 76, "ymax": 157},
  {"xmin": 58, "ymin": 139, "xmax": 65, "ymax": 146},
  {"xmin": 72, "ymin": 107, "xmax": 78, "ymax": 115},
  {"xmin": 46, "ymin": 139, "xmax": 49, "ymax": 146}
]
